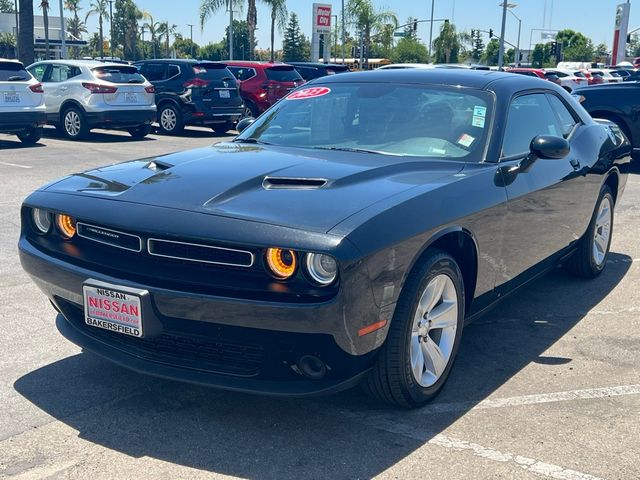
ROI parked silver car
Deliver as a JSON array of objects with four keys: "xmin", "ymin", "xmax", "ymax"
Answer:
[
  {"xmin": 27, "ymin": 60, "xmax": 156, "ymax": 140},
  {"xmin": 0, "ymin": 59, "xmax": 46, "ymax": 144}
]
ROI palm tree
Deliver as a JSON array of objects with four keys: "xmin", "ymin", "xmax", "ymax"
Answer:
[
  {"xmin": 64, "ymin": 0, "xmax": 84, "ymax": 58},
  {"xmin": 159, "ymin": 22, "xmax": 178, "ymax": 57},
  {"xmin": 262, "ymin": 0, "xmax": 286, "ymax": 62},
  {"xmin": 433, "ymin": 21, "xmax": 460, "ymax": 64},
  {"xmin": 85, "ymin": 0, "xmax": 109, "ymax": 58},
  {"xmin": 346, "ymin": 0, "xmax": 397, "ymax": 68},
  {"xmin": 142, "ymin": 12, "xmax": 162, "ymax": 58},
  {"xmin": 18, "ymin": 0, "xmax": 34, "ymax": 64},
  {"xmin": 200, "ymin": 0, "xmax": 245, "ymax": 59},
  {"xmin": 40, "ymin": 0, "xmax": 50, "ymax": 58}
]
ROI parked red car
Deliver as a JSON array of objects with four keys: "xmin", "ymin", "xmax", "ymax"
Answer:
[
  {"xmin": 508, "ymin": 68, "xmax": 562, "ymax": 87},
  {"xmin": 225, "ymin": 61, "xmax": 305, "ymax": 118}
]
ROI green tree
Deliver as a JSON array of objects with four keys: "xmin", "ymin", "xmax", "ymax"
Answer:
[
  {"xmin": 531, "ymin": 42, "xmax": 554, "ymax": 67},
  {"xmin": 158, "ymin": 22, "xmax": 178, "ymax": 57},
  {"xmin": 142, "ymin": 12, "xmax": 162, "ymax": 58},
  {"xmin": 555, "ymin": 29, "xmax": 594, "ymax": 62},
  {"xmin": 282, "ymin": 12, "xmax": 308, "ymax": 62},
  {"xmin": 432, "ymin": 20, "xmax": 460, "ymax": 63},
  {"xmin": 199, "ymin": 40, "xmax": 226, "ymax": 60},
  {"xmin": 85, "ymin": 0, "xmax": 110, "ymax": 58},
  {"xmin": 505, "ymin": 48, "xmax": 514, "ymax": 65},
  {"xmin": 627, "ymin": 35, "xmax": 640, "ymax": 57},
  {"xmin": 0, "ymin": 0, "xmax": 14, "ymax": 13},
  {"xmin": 64, "ymin": 0, "xmax": 86, "ymax": 58},
  {"xmin": 40, "ymin": 0, "xmax": 50, "ymax": 58},
  {"xmin": 112, "ymin": 0, "xmax": 142, "ymax": 60},
  {"xmin": 595, "ymin": 42, "xmax": 609, "ymax": 61},
  {"xmin": 172, "ymin": 34, "xmax": 200, "ymax": 58},
  {"xmin": 390, "ymin": 36, "xmax": 428, "ymax": 63},
  {"xmin": 200, "ymin": 0, "xmax": 257, "ymax": 59},
  {"xmin": 262, "ymin": 0, "xmax": 287, "ymax": 62},
  {"xmin": 482, "ymin": 38, "xmax": 499, "ymax": 65},
  {"xmin": 347, "ymin": 0, "xmax": 397, "ymax": 68},
  {"xmin": 0, "ymin": 32, "xmax": 16, "ymax": 57},
  {"xmin": 18, "ymin": 0, "xmax": 34, "ymax": 64}
]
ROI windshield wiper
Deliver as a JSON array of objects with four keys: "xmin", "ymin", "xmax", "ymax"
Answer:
[
  {"xmin": 232, "ymin": 138, "xmax": 273, "ymax": 145},
  {"xmin": 313, "ymin": 146, "xmax": 396, "ymax": 156}
]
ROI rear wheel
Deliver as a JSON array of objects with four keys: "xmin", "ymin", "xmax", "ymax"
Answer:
[
  {"xmin": 241, "ymin": 102, "xmax": 259, "ymax": 120},
  {"xmin": 362, "ymin": 250, "xmax": 465, "ymax": 408},
  {"xmin": 62, "ymin": 106, "xmax": 89, "ymax": 140},
  {"xmin": 17, "ymin": 126, "xmax": 43, "ymax": 145},
  {"xmin": 158, "ymin": 104, "xmax": 184, "ymax": 134},
  {"xmin": 564, "ymin": 185, "xmax": 614, "ymax": 278},
  {"xmin": 127, "ymin": 124, "xmax": 152, "ymax": 139}
]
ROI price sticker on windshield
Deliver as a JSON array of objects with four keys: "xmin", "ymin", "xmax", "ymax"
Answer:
[{"xmin": 286, "ymin": 87, "xmax": 331, "ymax": 100}]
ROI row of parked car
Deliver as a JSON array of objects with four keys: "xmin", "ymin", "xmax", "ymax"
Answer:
[{"xmin": 0, "ymin": 58, "xmax": 350, "ymax": 144}]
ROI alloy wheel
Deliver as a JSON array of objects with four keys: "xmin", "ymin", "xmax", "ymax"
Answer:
[
  {"xmin": 409, "ymin": 274, "xmax": 458, "ymax": 387},
  {"xmin": 160, "ymin": 108, "xmax": 177, "ymax": 131},
  {"xmin": 592, "ymin": 196, "xmax": 612, "ymax": 267},
  {"xmin": 65, "ymin": 111, "xmax": 81, "ymax": 137}
]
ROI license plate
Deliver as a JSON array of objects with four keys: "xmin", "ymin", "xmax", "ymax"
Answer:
[
  {"xmin": 219, "ymin": 90, "xmax": 231, "ymax": 98},
  {"xmin": 125, "ymin": 92, "xmax": 138, "ymax": 103},
  {"xmin": 4, "ymin": 93, "xmax": 20, "ymax": 103},
  {"xmin": 83, "ymin": 285, "xmax": 143, "ymax": 337}
]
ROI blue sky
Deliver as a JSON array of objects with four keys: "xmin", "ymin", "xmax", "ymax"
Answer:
[{"xmin": 63, "ymin": 0, "xmax": 640, "ymax": 53}]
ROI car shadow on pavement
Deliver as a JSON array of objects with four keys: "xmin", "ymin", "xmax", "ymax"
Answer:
[
  {"xmin": 0, "ymin": 138, "xmax": 46, "ymax": 149},
  {"xmin": 13, "ymin": 253, "xmax": 631, "ymax": 479},
  {"xmin": 42, "ymin": 128, "xmax": 157, "ymax": 144}
]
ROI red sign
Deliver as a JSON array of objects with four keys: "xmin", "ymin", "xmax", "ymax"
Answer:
[
  {"xmin": 286, "ymin": 87, "xmax": 331, "ymax": 100},
  {"xmin": 317, "ymin": 7, "xmax": 331, "ymax": 28}
]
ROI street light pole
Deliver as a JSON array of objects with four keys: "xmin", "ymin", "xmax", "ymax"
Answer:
[
  {"xmin": 140, "ymin": 25, "xmax": 145, "ymax": 59},
  {"xmin": 506, "ymin": 6, "xmax": 521, "ymax": 66},
  {"xmin": 341, "ymin": 0, "xmax": 345, "ymax": 64},
  {"xmin": 332, "ymin": 14, "xmax": 337, "ymax": 62},
  {"xmin": 227, "ymin": 0, "xmax": 233, "ymax": 60},
  {"xmin": 108, "ymin": 0, "xmax": 114, "ymax": 58},
  {"xmin": 187, "ymin": 23, "xmax": 194, "ymax": 58},
  {"xmin": 428, "ymin": 0, "xmax": 435, "ymax": 61},
  {"xmin": 13, "ymin": 0, "xmax": 18, "ymax": 59},
  {"xmin": 58, "ymin": 0, "xmax": 67, "ymax": 58},
  {"xmin": 497, "ymin": 1, "xmax": 508, "ymax": 69}
]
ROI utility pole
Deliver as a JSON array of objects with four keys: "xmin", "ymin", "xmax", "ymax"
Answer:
[
  {"xmin": 358, "ymin": 29, "xmax": 364, "ymax": 70},
  {"xmin": 497, "ymin": 1, "xmax": 508, "ymax": 69},
  {"xmin": 58, "ymin": 0, "xmax": 67, "ymax": 58},
  {"xmin": 227, "ymin": 0, "xmax": 233, "ymax": 60},
  {"xmin": 140, "ymin": 25, "xmax": 145, "ymax": 59},
  {"xmin": 108, "ymin": 0, "xmax": 114, "ymax": 58},
  {"xmin": 13, "ymin": 0, "xmax": 18, "ymax": 59},
  {"xmin": 188, "ymin": 23, "xmax": 194, "ymax": 58},
  {"xmin": 428, "ymin": 0, "xmax": 435, "ymax": 61},
  {"xmin": 341, "ymin": 0, "xmax": 345, "ymax": 63}
]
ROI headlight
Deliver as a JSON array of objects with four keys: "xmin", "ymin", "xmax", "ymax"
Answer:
[
  {"xmin": 56, "ymin": 214, "xmax": 76, "ymax": 238},
  {"xmin": 305, "ymin": 253, "xmax": 338, "ymax": 286},
  {"xmin": 32, "ymin": 208, "xmax": 51, "ymax": 234},
  {"xmin": 265, "ymin": 247, "xmax": 297, "ymax": 279}
]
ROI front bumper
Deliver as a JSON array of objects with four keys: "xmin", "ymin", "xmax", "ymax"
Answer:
[
  {"xmin": 85, "ymin": 109, "xmax": 156, "ymax": 129},
  {"xmin": 19, "ymin": 235, "xmax": 383, "ymax": 396},
  {"xmin": 0, "ymin": 110, "xmax": 46, "ymax": 132}
]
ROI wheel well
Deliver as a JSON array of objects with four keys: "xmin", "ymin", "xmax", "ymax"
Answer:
[
  {"xmin": 157, "ymin": 99, "xmax": 180, "ymax": 111},
  {"xmin": 604, "ymin": 171, "xmax": 619, "ymax": 204},
  {"xmin": 590, "ymin": 111, "xmax": 632, "ymax": 143},
  {"xmin": 425, "ymin": 231, "xmax": 478, "ymax": 314},
  {"xmin": 59, "ymin": 100, "xmax": 84, "ymax": 118}
]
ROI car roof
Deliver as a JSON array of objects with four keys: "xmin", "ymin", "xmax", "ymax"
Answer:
[
  {"xmin": 378, "ymin": 63, "xmax": 435, "ymax": 70},
  {"xmin": 135, "ymin": 58, "xmax": 218, "ymax": 64},
  {"xmin": 224, "ymin": 61, "xmax": 293, "ymax": 67},
  {"xmin": 315, "ymin": 68, "xmax": 531, "ymax": 90},
  {"xmin": 0, "ymin": 58, "xmax": 24, "ymax": 65},
  {"xmin": 30, "ymin": 59, "xmax": 129, "ymax": 69}
]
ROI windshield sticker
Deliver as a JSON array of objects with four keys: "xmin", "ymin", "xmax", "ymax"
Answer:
[
  {"xmin": 473, "ymin": 105, "xmax": 487, "ymax": 117},
  {"xmin": 457, "ymin": 133, "xmax": 475, "ymax": 148},
  {"xmin": 472, "ymin": 115, "xmax": 486, "ymax": 128},
  {"xmin": 287, "ymin": 87, "xmax": 331, "ymax": 100}
]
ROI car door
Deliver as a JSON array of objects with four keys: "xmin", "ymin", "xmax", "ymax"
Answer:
[
  {"xmin": 496, "ymin": 92, "xmax": 585, "ymax": 286},
  {"xmin": 42, "ymin": 64, "xmax": 77, "ymax": 115}
]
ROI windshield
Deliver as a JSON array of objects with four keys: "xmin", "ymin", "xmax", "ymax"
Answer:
[
  {"xmin": 265, "ymin": 67, "xmax": 303, "ymax": 82},
  {"xmin": 237, "ymin": 83, "xmax": 492, "ymax": 161},
  {"xmin": 92, "ymin": 66, "xmax": 145, "ymax": 84}
]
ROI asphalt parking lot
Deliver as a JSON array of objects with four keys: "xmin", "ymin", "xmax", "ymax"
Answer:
[{"xmin": 1, "ymin": 127, "xmax": 639, "ymax": 480}]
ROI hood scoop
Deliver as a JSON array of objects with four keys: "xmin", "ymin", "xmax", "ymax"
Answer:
[{"xmin": 262, "ymin": 176, "xmax": 328, "ymax": 190}]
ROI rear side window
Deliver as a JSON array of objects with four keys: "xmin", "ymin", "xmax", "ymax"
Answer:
[
  {"xmin": 265, "ymin": 67, "xmax": 303, "ymax": 82},
  {"xmin": 193, "ymin": 63, "xmax": 235, "ymax": 82},
  {"xmin": 228, "ymin": 67, "xmax": 256, "ymax": 81},
  {"xmin": 0, "ymin": 62, "xmax": 30, "ymax": 81},
  {"xmin": 574, "ymin": 71, "xmax": 586, "ymax": 78},
  {"xmin": 167, "ymin": 65, "xmax": 181, "ymax": 78},
  {"xmin": 47, "ymin": 64, "xmax": 81, "ymax": 82},
  {"xmin": 138, "ymin": 63, "xmax": 166, "ymax": 81},
  {"xmin": 93, "ymin": 66, "xmax": 145, "ymax": 84}
]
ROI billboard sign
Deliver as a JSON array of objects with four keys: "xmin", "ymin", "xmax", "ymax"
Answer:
[
  {"xmin": 612, "ymin": 3, "xmax": 631, "ymax": 65},
  {"xmin": 313, "ymin": 3, "xmax": 332, "ymax": 33}
]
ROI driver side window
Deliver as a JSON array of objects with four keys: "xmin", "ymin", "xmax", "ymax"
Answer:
[{"xmin": 501, "ymin": 93, "xmax": 563, "ymax": 159}]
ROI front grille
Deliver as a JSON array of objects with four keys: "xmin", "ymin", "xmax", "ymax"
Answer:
[
  {"xmin": 66, "ymin": 306, "xmax": 264, "ymax": 377},
  {"xmin": 147, "ymin": 238, "xmax": 254, "ymax": 267}
]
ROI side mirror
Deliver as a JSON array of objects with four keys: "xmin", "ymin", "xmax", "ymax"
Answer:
[
  {"xmin": 519, "ymin": 135, "xmax": 570, "ymax": 173},
  {"xmin": 236, "ymin": 117, "xmax": 255, "ymax": 133}
]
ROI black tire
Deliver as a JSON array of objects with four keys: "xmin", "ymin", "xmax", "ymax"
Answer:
[
  {"xmin": 157, "ymin": 103, "xmax": 184, "ymax": 134},
  {"xmin": 212, "ymin": 122, "xmax": 234, "ymax": 134},
  {"xmin": 564, "ymin": 185, "xmax": 614, "ymax": 278},
  {"xmin": 362, "ymin": 249, "xmax": 465, "ymax": 408},
  {"xmin": 61, "ymin": 106, "xmax": 90, "ymax": 140},
  {"xmin": 241, "ymin": 102, "xmax": 259, "ymax": 120},
  {"xmin": 127, "ymin": 124, "xmax": 152, "ymax": 139},
  {"xmin": 16, "ymin": 126, "xmax": 43, "ymax": 145}
]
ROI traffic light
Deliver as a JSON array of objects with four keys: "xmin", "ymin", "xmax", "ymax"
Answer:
[
  {"xmin": 413, "ymin": 19, "xmax": 418, "ymax": 32},
  {"xmin": 550, "ymin": 41, "xmax": 557, "ymax": 56},
  {"xmin": 627, "ymin": 33, "xmax": 632, "ymax": 43},
  {"xmin": 351, "ymin": 45, "xmax": 360, "ymax": 58},
  {"xmin": 489, "ymin": 29, "xmax": 494, "ymax": 38}
]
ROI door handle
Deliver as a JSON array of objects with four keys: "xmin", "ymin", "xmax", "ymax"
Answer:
[{"xmin": 570, "ymin": 158, "xmax": 581, "ymax": 170}]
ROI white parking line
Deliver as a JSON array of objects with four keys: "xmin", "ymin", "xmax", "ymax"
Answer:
[
  {"xmin": 0, "ymin": 161, "xmax": 32, "ymax": 169},
  {"xmin": 413, "ymin": 384, "xmax": 640, "ymax": 415}
]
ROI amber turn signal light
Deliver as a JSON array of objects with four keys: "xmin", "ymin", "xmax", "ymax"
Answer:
[
  {"xmin": 265, "ymin": 247, "xmax": 297, "ymax": 279},
  {"xmin": 56, "ymin": 214, "xmax": 76, "ymax": 238}
]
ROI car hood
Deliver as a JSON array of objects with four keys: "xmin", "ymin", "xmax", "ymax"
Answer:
[{"xmin": 44, "ymin": 142, "xmax": 464, "ymax": 233}]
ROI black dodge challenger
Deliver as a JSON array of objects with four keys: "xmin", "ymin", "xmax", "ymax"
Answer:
[{"xmin": 19, "ymin": 70, "xmax": 631, "ymax": 407}]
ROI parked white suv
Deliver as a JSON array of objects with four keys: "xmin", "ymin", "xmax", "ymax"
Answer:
[
  {"xmin": 0, "ymin": 59, "xmax": 46, "ymax": 144},
  {"xmin": 544, "ymin": 69, "xmax": 588, "ymax": 92},
  {"xmin": 27, "ymin": 60, "xmax": 156, "ymax": 140}
]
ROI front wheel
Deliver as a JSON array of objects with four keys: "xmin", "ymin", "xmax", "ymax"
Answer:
[
  {"xmin": 17, "ymin": 126, "xmax": 43, "ymax": 145},
  {"xmin": 362, "ymin": 249, "xmax": 465, "ymax": 408},
  {"xmin": 127, "ymin": 124, "xmax": 152, "ymax": 139},
  {"xmin": 564, "ymin": 185, "xmax": 614, "ymax": 278}
]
